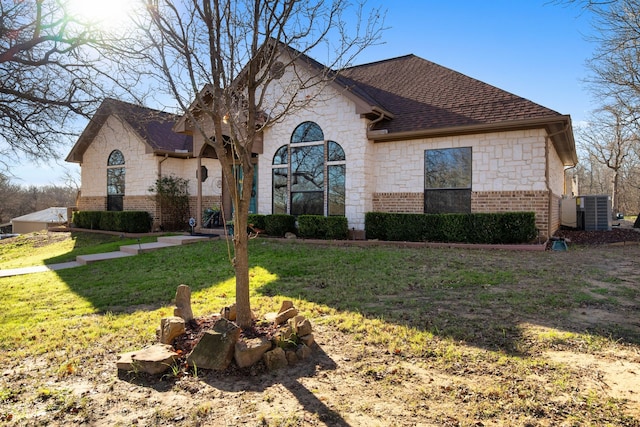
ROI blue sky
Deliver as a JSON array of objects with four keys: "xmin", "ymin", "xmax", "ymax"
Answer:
[{"xmin": 15, "ymin": 0, "xmax": 595, "ymax": 186}]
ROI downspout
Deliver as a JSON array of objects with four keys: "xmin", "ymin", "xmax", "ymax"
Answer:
[
  {"xmin": 544, "ymin": 124, "xmax": 572, "ymax": 239},
  {"xmin": 158, "ymin": 153, "xmax": 169, "ymax": 177}
]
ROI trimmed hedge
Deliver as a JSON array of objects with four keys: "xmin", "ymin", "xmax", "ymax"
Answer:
[
  {"xmin": 297, "ymin": 215, "xmax": 348, "ymax": 240},
  {"xmin": 365, "ymin": 212, "xmax": 537, "ymax": 244},
  {"xmin": 73, "ymin": 211, "xmax": 153, "ymax": 233},
  {"xmin": 264, "ymin": 214, "xmax": 296, "ymax": 237}
]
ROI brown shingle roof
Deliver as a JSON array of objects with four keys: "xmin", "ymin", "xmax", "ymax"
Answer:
[
  {"xmin": 66, "ymin": 98, "xmax": 192, "ymax": 163},
  {"xmin": 340, "ymin": 54, "xmax": 563, "ymax": 134}
]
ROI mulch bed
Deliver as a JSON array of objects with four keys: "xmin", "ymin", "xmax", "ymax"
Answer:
[{"xmin": 552, "ymin": 222, "xmax": 640, "ymax": 246}]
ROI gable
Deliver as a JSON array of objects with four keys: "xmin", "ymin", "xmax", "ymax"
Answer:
[{"xmin": 66, "ymin": 98, "xmax": 193, "ymax": 164}]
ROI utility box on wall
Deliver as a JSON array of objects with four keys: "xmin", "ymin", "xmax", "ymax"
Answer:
[{"xmin": 576, "ymin": 195, "xmax": 611, "ymax": 231}]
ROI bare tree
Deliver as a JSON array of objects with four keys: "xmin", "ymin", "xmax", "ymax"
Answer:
[
  {"xmin": 570, "ymin": 0, "xmax": 640, "ymax": 124},
  {"xmin": 0, "ymin": 0, "xmax": 143, "ymax": 172},
  {"xmin": 577, "ymin": 106, "xmax": 639, "ymax": 215},
  {"xmin": 129, "ymin": 0, "xmax": 384, "ymax": 328}
]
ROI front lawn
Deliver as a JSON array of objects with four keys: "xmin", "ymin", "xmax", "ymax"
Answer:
[{"xmin": 1, "ymin": 232, "xmax": 639, "ymax": 426}]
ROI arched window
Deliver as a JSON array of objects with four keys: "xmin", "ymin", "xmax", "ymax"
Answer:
[
  {"xmin": 291, "ymin": 121, "xmax": 324, "ymax": 143},
  {"xmin": 272, "ymin": 123, "xmax": 346, "ymax": 216},
  {"xmin": 107, "ymin": 150, "xmax": 125, "ymax": 211}
]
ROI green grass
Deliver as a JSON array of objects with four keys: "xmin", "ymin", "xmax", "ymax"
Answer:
[
  {"xmin": 1, "ymin": 232, "xmax": 639, "ymax": 425},
  {"xmin": 0, "ymin": 231, "xmax": 159, "ymax": 268}
]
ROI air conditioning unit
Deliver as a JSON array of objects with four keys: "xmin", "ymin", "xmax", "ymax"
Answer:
[{"xmin": 576, "ymin": 195, "xmax": 611, "ymax": 231}]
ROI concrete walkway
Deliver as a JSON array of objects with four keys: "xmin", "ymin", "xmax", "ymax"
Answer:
[{"xmin": 0, "ymin": 235, "xmax": 215, "ymax": 278}]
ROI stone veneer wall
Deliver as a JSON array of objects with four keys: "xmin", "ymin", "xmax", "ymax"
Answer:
[{"xmin": 372, "ymin": 190, "xmax": 553, "ymax": 238}]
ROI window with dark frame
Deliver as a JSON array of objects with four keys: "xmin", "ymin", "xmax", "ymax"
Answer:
[
  {"xmin": 272, "ymin": 122, "xmax": 346, "ymax": 216},
  {"xmin": 107, "ymin": 149, "xmax": 125, "ymax": 211},
  {"xmin": 424, "ymin": 147, "xmax": 472, "ymax": 214}
]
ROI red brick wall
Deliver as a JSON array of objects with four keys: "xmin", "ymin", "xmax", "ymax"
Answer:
[
  {"xmin": 76, "ymin": 196, "xmax": 106, "ymax": 211},
  {"xmin": 372, "ymin": 192, "xmax": 424, "ymax": 213}
]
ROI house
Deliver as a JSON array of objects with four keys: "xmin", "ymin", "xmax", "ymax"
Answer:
[
  {"xmin": 67, "ymin": 51, "xmax": 577, "ymax": 238},
  {"xmin": 11, "ymin": 207, "xmax": 69, "ymax": 234},
  {"xmin": 66, "ymin": 98, "xmax": 223, "ymax": 229}
]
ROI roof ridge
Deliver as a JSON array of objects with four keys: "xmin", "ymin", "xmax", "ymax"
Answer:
[
  {"xmin": 344, "ymin": 54, "xmax": 417, "ymax": 71},
  {"xmin": 109, "ymin": 98, "xmax": 178, "ymax": 115}
]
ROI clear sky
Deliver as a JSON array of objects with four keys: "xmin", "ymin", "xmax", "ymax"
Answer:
[{"xmin": 13, "ymin": 0, "xmax": 595, "ymax": 187}]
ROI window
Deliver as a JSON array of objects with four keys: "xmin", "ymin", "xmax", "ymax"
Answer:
[
  {"xmin": 272, "ymin": 122, "xmax": 346, "ymax": 216},
  {"xmin": 107, "ymin": 150, "xmax": 125, "ymax": 211},
  {"xmin": 424, "ymin": 147, "xmax": 471, "ymax": 213}
]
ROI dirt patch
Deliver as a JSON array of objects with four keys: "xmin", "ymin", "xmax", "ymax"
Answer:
[{"xmin": 545, "ymin": 350, "xmax": 640, "ymax": 410}]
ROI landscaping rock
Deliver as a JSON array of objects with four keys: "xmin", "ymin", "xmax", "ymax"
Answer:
[
  {"xmin": 286, "ymin": 350, "xmax": 298, "ymax": 364},
  {"xmin": 292, "ymin": 317, "xmax": 312, "ymax": 337},
  {"xmin": 300, "ymin": 334, "xmax": 315, "ymax": 348},
  {"xmin": 274, "ymin": 307, "xmax": 298, "ymax": 325},
  {"xmin": 186, "ymin": 318, "xmax": 240, "ymax": 370},
  {"xmin": 278, "ymin": 300, "xmax": 294, "ymax": 313},
  {"xmin": 263, "ymin": 347, "xmax": 288, "ymax": 371},
  {"xmin": 234, "ymin": 336, "xmax": 272, "ymax": 369},
  {"xmin": 159, "ymin": 316, "xmax": 186, "ymax": 345},
  {"xmin": 285, "ymin": 232, "xmax": 297, "ymax": 239},
  {"xmin": 116, "ymin": 344, "xmax": 178, "ymax": 375},
  {"xmin": 296, "ymin": 344, "xmax": 312, "ymax": 360},
  {"xmin": 174, "ymin": 284, "xmax": 193, "ymax": 321},
  {"xmin": 221, "ymin": 303, "xmax": 237, "ymax": 321}
]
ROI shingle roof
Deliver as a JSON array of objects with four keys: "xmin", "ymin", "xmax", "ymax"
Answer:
[
  {"xmin": 339, "ymin": 54, "xmax": 563, "ymax": 134},
  {"xmin": 66, "ymin": 98, "xmax": 192, "ymax": 163}
]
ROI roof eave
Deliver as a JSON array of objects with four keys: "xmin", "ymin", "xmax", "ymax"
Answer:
[{"xmin": 153, "ymin": 149, "xmax": 193, "ymax": 159}]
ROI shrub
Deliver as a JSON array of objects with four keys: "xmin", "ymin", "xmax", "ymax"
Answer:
[
  {"xmin": 148, "ymin": 175, "xmax": 190, "ymax": 231},
  {"xmin": 365, "ymin": 211, "xmax": 537, "ymax": 244},
  {"xmin": 264, "ymin": 214, "xmax": 296, "ymax": 237},
  {"xmin": 297, "ymin": 215, "xmax": 348, "ymax": 240},
  {"xmin": 73, "ymin": 211, "xmax": 152, "ymax": 233}
]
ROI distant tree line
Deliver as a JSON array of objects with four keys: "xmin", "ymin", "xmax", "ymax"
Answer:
[
  {"xmin": 0, "ymin": 174, "xmax": 76, "ymax": 225},
  {"xmin": 560, "ymin": 0, "xmax": 640, "ymax": 217}
]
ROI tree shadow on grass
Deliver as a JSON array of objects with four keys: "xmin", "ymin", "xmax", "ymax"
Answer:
[{"xmin": 53, "ymin": 239, "xmax": 640, "ymax": 359}]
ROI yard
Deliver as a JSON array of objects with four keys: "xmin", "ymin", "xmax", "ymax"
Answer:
[{"xmin": 1, "ymin": 231, "xmax": 639, "ymax": 426}]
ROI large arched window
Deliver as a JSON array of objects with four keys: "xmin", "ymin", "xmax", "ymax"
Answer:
[
  {"xmin": 107, "ymin": 150, "xmax": 125, "ymax": 211},
  {"xmin": 272, "ymin": 122, "xmax": 345, "ymax": 216}
]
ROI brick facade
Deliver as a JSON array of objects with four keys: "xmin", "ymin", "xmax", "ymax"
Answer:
[{"xmin": 372, "ymin": 192, "xmax": 424, "ymax": 214}]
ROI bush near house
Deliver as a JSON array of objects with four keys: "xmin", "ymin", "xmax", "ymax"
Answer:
[
  {"xmin": 297, "ymin": 215, "xmax": 349, "ymax": 240},
  {"xmin": 264, "ymin": 214, "xmax": 296, "ymax": 237},
  {"xmin": 73, "ymin": 211, "xmax": 153, "ymax": 233},
  {"xmin": 365, "ymin": 212, "xmax": 537, "ymax": 244}
]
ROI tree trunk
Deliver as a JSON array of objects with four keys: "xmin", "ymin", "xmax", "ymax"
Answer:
[{"xmin": 233, "ymin": 197, "xmax": 252, "ymax": 328}]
